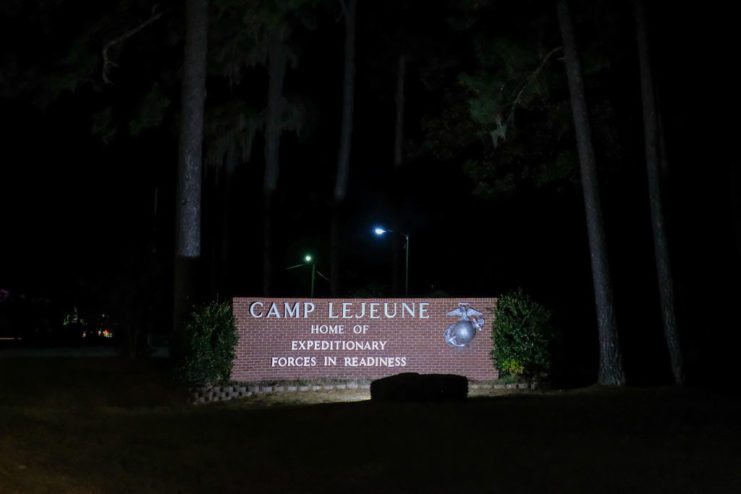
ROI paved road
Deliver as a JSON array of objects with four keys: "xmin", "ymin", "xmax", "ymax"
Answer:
[{"xmin": 0, "ymin": 346, "xmax": 119, "ymax": 357}]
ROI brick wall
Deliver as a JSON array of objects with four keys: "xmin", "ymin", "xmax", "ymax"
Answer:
[{"xmin": 232, "ymin": 297, "xmax": 498, "ymax": 382}]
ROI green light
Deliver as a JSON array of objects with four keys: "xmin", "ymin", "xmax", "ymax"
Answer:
[{"xmin": 304, "ymin": 255, "xmax": 312, "ymax": 263}]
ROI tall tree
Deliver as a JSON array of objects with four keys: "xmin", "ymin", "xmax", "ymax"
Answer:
[
  {"xmin": 204, "ymin": 106, "xmax": 261, "ymax": 295},
  {"xmin": 330, "ymin": 0, "xmax": 357, "ymax": 296},
  {"xmin": 391, "ymin": 53, "xmax": 406, "ymax": 296},
  {"xmin": 393, "ymin": 54, "xmax": 406, "ymax": 173},
  {"xmin": 556, "ymin": 0, "xmax": 625, "ymax": 385},
  {"xmin": 207, "ymin": 0, "xmax": 318, "ymax": 296},
  {"xmin": 262, "ymin": 30, "xmax": 288, "ymax": 295},
  {"xmin": 730, "ymin": 165, "xmax": 741, "ymax": 266},
  {"xmin": 634, "ymin": 0, "xmax": 684, "ymax": 384},
  {"xmin": 173, "ymin": 0, "xmax": 208, "ymax": 338}
]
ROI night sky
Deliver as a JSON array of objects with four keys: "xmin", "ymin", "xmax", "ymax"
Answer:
[{"xmin": 1, "ymin": 1, "xmax": 737, "ymax": 384}]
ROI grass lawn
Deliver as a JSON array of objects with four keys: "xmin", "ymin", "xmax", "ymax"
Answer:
[{"xmin": 0, "ymin": 357, "xmax": 739, "ymax": 493}]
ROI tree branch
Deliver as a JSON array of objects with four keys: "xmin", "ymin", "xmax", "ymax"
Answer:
[
  {"xmin": 102, "ymin": 8, "xmax": 164, "ymax": 84},
  {"xmin": 338, "ymin": 0, "xmax": 349, "ymax": 22},
  {"xmin": 507, "ymin": 46, "xmax": 562, "ymax": 124},
  {"xmin": 489, "ymin": 46, "xmax": 562, "ymax": 148}
]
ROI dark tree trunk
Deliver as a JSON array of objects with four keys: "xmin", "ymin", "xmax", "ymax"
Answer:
[
  {"xmin": 330, "ymin": 207, "xmax": 341, "ymax": 296},
  {"xmin": 657, "ymin": 94, "xmax": 669, "ymax": 180},
  {"xmin": 730, "ymin": 165, "xmax": 741, "ymax": 265},
  {"xmin": 391, "ymin": 54, "xmax": 406, "ymax": 296},
  {"xmin": 394, "ymin": 54, "xmax": 406, "ymax": 171},
  {"xmin": 205, "ymin": 165, "xmax": 221, "ymax": 298},
  {"xmin": 330, "ymin": 0, "xmax": 356, "ymax": 296},
  {"xmin": 262, "ymin": 192, "xmax": 275, "ymax": 296},
  {"xmin": 262, "ymin": 32, "xmax": 287, "ymax": 296},
  {"xmin": 220, "ymin": 143, "xmax": 238, "ymax": 293},
  {"xmin": 173, "ymin": 0, "xmax": 208, "ymax": 340},
  {"xmin": 556, "ymin": 0, "xmax": 625, "ymax": 385},
  {"xmin": 634, "ymin": 0, "xmax": 684, "ymax": 385}
]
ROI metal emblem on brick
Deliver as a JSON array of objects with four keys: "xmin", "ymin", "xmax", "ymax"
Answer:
[{"xmin": 444, "ymin": 303, "xmax": 485, "ymax": 348}]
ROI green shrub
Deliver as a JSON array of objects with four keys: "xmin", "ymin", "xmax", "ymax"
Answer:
[
  {"xmin": 491, "ymin": 288, "xmax": 553, "ymax": 380},
  {"xmin": 177, "ymin": 300, "xmax": 238, "ymax": 387}
]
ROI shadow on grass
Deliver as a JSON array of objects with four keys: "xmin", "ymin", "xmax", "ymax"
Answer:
[
  {"xmin": 0, "ymin": 356, "xmax": 187, "ymax": 409},
  {"xmin": 1, "ymin": 357, "xmax": 740, "ymax": 493}
]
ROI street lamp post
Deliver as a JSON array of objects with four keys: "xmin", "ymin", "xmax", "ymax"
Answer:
[
  {"xmin": 305, "ymin": 255, "xmax": 316, "ymax": 298},
  {"xmin": 286, "ymin": 254, "xmax": 318, "ymax": 297},
  {"xmin": 373, "ymin": 227, "xmax": 410, "ymax": 297}
]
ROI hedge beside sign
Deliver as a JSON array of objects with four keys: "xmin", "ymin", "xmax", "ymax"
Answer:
[{"xmin": 231, "ymin": 297, "xmax": 498, "ymax": 382}]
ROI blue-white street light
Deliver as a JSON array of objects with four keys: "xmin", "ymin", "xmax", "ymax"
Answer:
[{"xmin": 373, "ymin": 226, "xmax": 410, "ymax": 297}]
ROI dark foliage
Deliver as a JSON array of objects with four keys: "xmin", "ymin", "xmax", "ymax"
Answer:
[
  {"xmin": 492, "ymin": 288, "xmax": 553, "ymax": 380},
  {"xmin": 175, "ymin": 300, "xmax": 238, "ymax": 386}
]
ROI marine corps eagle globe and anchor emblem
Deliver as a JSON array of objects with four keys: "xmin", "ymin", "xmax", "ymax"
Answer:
[{"xmin": 444, "ymin": 303, "xmax": 485, "ymax": 348}]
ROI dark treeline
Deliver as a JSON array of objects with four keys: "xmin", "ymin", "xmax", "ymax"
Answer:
[{"xmin": 0, "ymin": 0, "xmax": 737, "ymax": 386}]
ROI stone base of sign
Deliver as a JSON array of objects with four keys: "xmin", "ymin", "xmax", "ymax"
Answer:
[{"xmin": 189, "ymin": 380, "xmax": 539, "ymax": 405}]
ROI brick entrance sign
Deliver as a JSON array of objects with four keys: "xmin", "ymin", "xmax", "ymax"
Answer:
[{"xmin": 231, "ymin": 297, "xmax": 498, "ymax": 382}]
